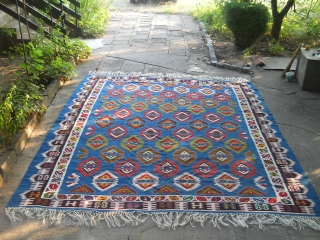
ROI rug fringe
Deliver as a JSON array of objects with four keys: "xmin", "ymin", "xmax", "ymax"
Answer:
[
  {"xmin": 5, "ymin": 208, "xmax": 320, "ymax": 230},
  {"xmin": 87, "ymin": 71, "xmax": 250, "ymax": 83}
]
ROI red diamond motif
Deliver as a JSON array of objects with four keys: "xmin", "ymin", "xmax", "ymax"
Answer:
[
  {"xmin": 173, "ymin": 128, "xmax": 194, "ymax": 142},
  {"xmin": 102, "ymin": 100, "xmax": 119, "ymax": 111},
  {"xmin": 114, "ymin": 108, "xmax": 133, "ymax": 119},
  {"xmin": 140, "ymin": 127, "xmax": 161, "ymax": 141},
  {"xmin": 173, "ymin": 111, "xmax": 192, "ymax": 122},
  {"xmin": 86, "ymin": 134, "xmax": 108, "ymax": 150},
  {"xmin": 189, "ymin": 119, "xmax": 208, "ymax": 131},
  {"xmin": 134, "ymin": 90, "xmax": 152, "ymax": 98},
  {"xmin": 160, "ymin": 91, "xmax": 177, "ymax": 99},
  {"xmin": 225, "ymin": 138, "xmax": 247, "ymax": 153},
  {"xmin": 157, "ymin": 118, "xmax": 177, "ymax": 130},
  {"xmin": 144, "ymin": 110, "xmax": 162, "ymax": 121},
  {"xmin": 133, "ymin": 172, "xmax": 159, "ymax": 191},
  {"xmin": 154, "ymin": 159, "xmax": 179, "ymax": 178},
  {"xmin": 131, "ymin": 101, "xmax": 148, "ymax": 112},
  {"xmin": 115, "ymin": 159, "xmax": 140, "ymax": 177},
  {"xmin": 188, "ymin": 104, "xmax": 205, "ymax": 114},
  {"xmin": 107, "ymin": 125, "xmax": 128, "ymax": 139},
  {"xmin": 206, "ymin": 128, "xmax": 227, "ymax": 142},
  {"xmin": 127, "ymin": 117, "xmax": 146, "ymax": 129},
  {"xmin": 121, "ymin": 135, "xmax": 144, "ymax": 151},
  {"xmin": 231, "ymin": 160, "xmax": 256, "ymax": 178},
  {"xmin": 203, "ymin": 113, "xmax": 222, "ymax": 123},
  {"xmin": 190, "ymin": 137, "xmax": 212, "ymax": 152},
  {"xmin": 156, "ymin": 136, "xmax": 179, "ymax": 152},
  {"xmin": 217, "ymin": 106, "xmax": 235, "ymax": 116},
  {"xmin": 193, "ymin": 160, "xmax": 217, "ymax": 178},
  {"xmin": 96, "ymin": 115, "xmax": 115, "ymax": 128},
  {"xmin": 159, "ymin": 103, "xmax": 177, "ymax": 113}
]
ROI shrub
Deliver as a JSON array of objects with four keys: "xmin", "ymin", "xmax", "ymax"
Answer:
[
  {"xmin": 268, "ymin": 39, "xmax": 284, "ymax": 56},
  {"xmin": 224, "ymin": 2, "xmax": 269, "ymax": 50},
  {"xmin": 0, "ymin": 28, "xmax": 91, "ymax": 147},
  {"xmin": 75, "ymin": 0, "xmax": 111, "ymax": 38}
]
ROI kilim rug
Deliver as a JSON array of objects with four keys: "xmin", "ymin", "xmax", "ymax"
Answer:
[{"xmin": 6, "ymin": 72, "xmax": 320, "ymax": 230}]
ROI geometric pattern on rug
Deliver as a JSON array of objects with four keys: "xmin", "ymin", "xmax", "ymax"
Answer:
[{"xmin": 6, "ymin": 73, "xmax": 320, "ymax": 229}]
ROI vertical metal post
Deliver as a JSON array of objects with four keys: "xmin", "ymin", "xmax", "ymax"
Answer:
[
  {"xmin": 14, "ymin": 0, "xmax": 28, "ymax": 74},
  {"xmin": 75, "ymin": 5, "xmax": 78, "ymax": 29},
  {"xmin": 60, "ymin": 0, "xmax": 65, "ymax": 30}
]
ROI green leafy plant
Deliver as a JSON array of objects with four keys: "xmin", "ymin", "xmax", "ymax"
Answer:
[
  {"xmin": 192, "ymin": 2, "xmax": 232, "ymax": 39},
  {"xmin": 0, "ymin": 26, "xmax": 91, "ymax": 147},
  {"xmin": 268, "ymin": 39, "xmax": 284, "ymax": 55},
  {"xmin": 72, "ymin": 0, "xmax": 111, "ymax": 38},
  {"xmin": 224, "ymin": 2, "xmax": 269, "ymax": 50}
]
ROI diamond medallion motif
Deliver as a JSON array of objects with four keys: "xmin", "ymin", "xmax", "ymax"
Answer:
[
  {"xmin": 86, "ymin": 134, "xmax": 108, "ymax": 150},
  {"xmin": 157, "ymin": 118, "xmax": 177, "ymax": 130},
  {"xmin": 159, "ymin": 103, "xmax": 177, "ymax": 113},
  {"xmin": 173, "ymin": 147, "xmax": 197, "ymax": 165},
  {"xmin": 214, "ymin": 172, "xmax": 240, "ymax": 192},
  {"xmin": 115, "ymin": 159, "xmax": 140, "ymax": 177},
  {"xmin": 108, "ymin": 89, "xmax": 124, "ymax": 98},
  {"xmin": 173, "ymin": 111, "xmax": 192, "ymax": 122},
  {"xmin": 174, "ymin": 86, "xmax": 189, "ymax": 94},
  {"xmin": 126, "ymin": 117, "xmax": 146, "ymax": 129},
  {"xmin": 200, "ymin": 99, "xmax": 219, "ymax": 108},
  {"xmin": 136, "ymin": 147, "xmax": 161, "ymax": 165},
  {"xmin": 199, "ymin": 88, "xmax": 215, "ymax": 95},
  {"xmin": 188, "ymin": 104, "xmax": 205, "ymax": 114},
  {"xmin": 156, "ymin": 136, "xmax": 179, "ymax": 152},
  {"xmin": 121, "ymin": 135, "xmax": 144, "ymax": 152},
  {"xmin": 131, "ymin": 101, "xmax": 149, "ymax": 112},
  {"xmin": 173, "ymin": 97, "xmax": 191, "ymax": 107},
  {"xmin": 231, "ymin": 160, "xmax": 257, "ymax": 178},
  {"xmin": 217, "ymin": 106, "xmax": 235, "ymax": 116},
  {"xmin": 154, "ymin": 159, "xmax": 179, "ymax": 178},
  {"xmin": 186, "ymin": 92, "xmax": 204, "ymax": 101},
  {"xmin": 209, "ymin": 147, "xmax": 233, "ymax": 165},
  {"xmin": 134, "ymin": 90, "xmax": 152, "ymax": 98},
  {"xmin": 206, "ymin": 128, "xmax": 227, "ymax": 142},
  {"xmin": 140, "ymin": 127, "xmax": 161, "ymax": 141},
  {"xmin": 220, "ymin": 121, "xmax": 240, "ymax": 133},
  {"xmin": 193, "ymin": 160, "xmax": 217, "ymax": 178},
  {"xmin": 100, "ymin": 146, "xmax": 124, "ymax": 163},
  {"xmin": 225, "ymin": 138, "xmax": 247, "ymax": 154},
  {"xmin": 189, "ymin": 119, "xmax": 208, "ymax": 131},
  {"xmin": 92, "ymin": 170, "xmax": 118, "ymax": 191},
  {"xmin": 107, "ymin": 125, "xmax": 128, "ymax": 139},
  {"xmin": 114, "ymin": 108, "xmax": 133, "ymax": 119},
  {"xmin": 146, "ymin": 96, "xmax": 164, "ymax": 105},
  {"xmin": 96, "ymin": 115, "xmax": 115, "ymax": 128},
  {"xmin": 133, "ymin": 172, "xmax": 159, "ymax": 191},
  {"xmin": 149, "ymin": 84, "xmax": 164, "ymax": 92},
  {"xmin": 214, "ymin": 93, "xmax": 231, "ymax": 102},
  {"xmin": 119, "ymin": 95, "xmax": 136, "ymax": 104},
  {"xmin": 144, "ymin": 110, "xmax": 162, "ymax": 121},
  {"xmin": 173, "ymin": 127, "xmax": 194, "ymax": 142},
  {"xmin": 203, "ymin": 113, "xmax": 222, "ymax": 124},
  {"xmin": 160, "ymin": 90, "xmax": 177, "ymax": 99},
  {"xmin": 123, "ymin": 84, "xmax": 140, "ymax": 92},
  {"xmin": 102, "ymin": 100, "xmax": 119, "ymax": 111},
  {"xmin": 190, "ymin": 137, "xmax": 212, "ymax": 152},
  {"xmin": 174, "ymin": 173, "xmax": 200, "ymax": 191},
  {"xmin": 78, "ymin": 157, "xmax": 102, "ymax": 177}
]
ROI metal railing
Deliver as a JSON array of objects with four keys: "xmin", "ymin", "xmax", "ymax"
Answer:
[{"xmin": 0, "ymin": 0, "xmax": 81, "ymax": 39}]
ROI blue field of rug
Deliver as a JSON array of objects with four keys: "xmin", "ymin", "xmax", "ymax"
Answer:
[{"xmin": 6, "ymin": 72, "xmax": 320, "ymax": 229}]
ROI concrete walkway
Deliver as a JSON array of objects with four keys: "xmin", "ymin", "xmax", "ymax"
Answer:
[{"xmin": 0, "ymin": 2, "xmax": 320, "ymax": 239}]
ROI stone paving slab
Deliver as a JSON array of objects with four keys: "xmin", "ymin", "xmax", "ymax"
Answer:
[{"xmin": 1, "ymin": 5, "xmax": 320, "ymax": 239}]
